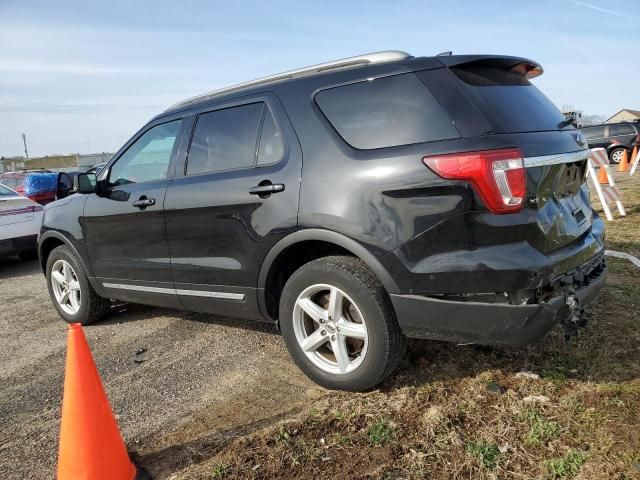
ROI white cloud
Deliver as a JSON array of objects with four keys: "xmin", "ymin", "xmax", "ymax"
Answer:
[{"xmin": 569, "ymin": 0, "xmax": 639, "ymax": 19}]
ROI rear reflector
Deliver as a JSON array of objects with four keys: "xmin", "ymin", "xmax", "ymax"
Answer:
[{"xmin": 423, "ymin": 148, "xmax": 526, "ymax": 214}]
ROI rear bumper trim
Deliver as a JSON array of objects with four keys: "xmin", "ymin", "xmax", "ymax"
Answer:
[{"xmin": 390, "ymin": 265, "xmax": 607, "ymax": 346}]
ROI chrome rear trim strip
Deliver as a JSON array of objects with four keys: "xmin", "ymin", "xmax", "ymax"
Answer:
[
  {"xmin": 524, "ymin": 149, "xmax": 590, "ymax": 168},
  {"xmin": 102, "ymin": 283, "xmax": 245, "ymax": 300}
]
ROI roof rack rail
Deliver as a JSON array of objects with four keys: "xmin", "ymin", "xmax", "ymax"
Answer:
[{"xmin": 167, "ymin": 50, "xmax": 412, "ymax": 111}]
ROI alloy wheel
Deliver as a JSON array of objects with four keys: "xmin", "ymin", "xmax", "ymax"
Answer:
[
  {"xmin": 50, "ymin": 259, "xmax": 82, "ymax": 315},
  {"xmin": 292, "ymin": 284, "xmax": 368, "ymax": 375}
]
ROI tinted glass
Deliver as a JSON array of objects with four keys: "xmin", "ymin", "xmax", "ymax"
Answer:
[
  {"xmin": 315, "ymin": 73, "xmax": 459, "ymax": 149},
  {"xmin": 257, "ymin": 107, "xmax": 284, "ymax": 165},
  {"xmin": 187, "ymin": 103, "xmax": 264, "ymax": 175},
  {"xmin": 109, "ymin": 120, "xmax": 181, "ymax": 186},
  {"xmin": 609, "ymin": 123, "xmax": 635, "ymax": 136},
  {"xmin": 451, "ymin": 67, "xmax": 566, "ymax": 133},
  {"xmin": 583, "ymin": 126, "xmax": 605, "ymax": 139}
]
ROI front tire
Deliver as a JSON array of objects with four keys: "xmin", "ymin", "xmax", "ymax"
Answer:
[
  {"xmin": 279, "ymin": 256, "xmax": 406, "ymax": 391},
  {"xmin": 46, "ymin": 245, "xmax": 110, "ymax": 325}
]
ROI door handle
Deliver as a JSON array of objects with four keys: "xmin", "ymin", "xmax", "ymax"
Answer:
[
  {"xmin": 132, "ymin": 196, "xmax": 156, "ymax": 209},
  {"xmin": 249, "ymin": 183, "xmax": 285, "ymax": 195}
]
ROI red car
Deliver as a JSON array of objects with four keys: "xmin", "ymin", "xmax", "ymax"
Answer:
[{"xmin": 0, "ymin": 170, "xmax": 57, "ymax": 205}]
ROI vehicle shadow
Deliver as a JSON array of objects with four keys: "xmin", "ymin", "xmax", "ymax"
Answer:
[
  {"xmin": 0, "ymin": 257, "xmax": 41, "ymax": 280},
  {"xmin": 98, "ymin": 303, "xmax": 279, "ymax": 336}
]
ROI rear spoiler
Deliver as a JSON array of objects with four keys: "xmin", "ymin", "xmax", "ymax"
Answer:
[{"xmin": 435, "ymin": 55, "xmax": 543, "ymax": 79}]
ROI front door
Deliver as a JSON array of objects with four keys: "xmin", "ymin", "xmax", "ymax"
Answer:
[
  {"xmin": 164, "ymin": 96, "xmax": 302, "ymax": 319},
  {"xmin": 83, "ymin": 118, "xmax": 185, "ymax": 308}
]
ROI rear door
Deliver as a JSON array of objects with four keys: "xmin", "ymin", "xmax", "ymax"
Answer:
[
  {"xmin": 164, "ymin": 94, "xmax": 302, "ymax": 319},
  {"xmin": 83, "ymin": 117, "xmax": 187, "ymax": 308}
]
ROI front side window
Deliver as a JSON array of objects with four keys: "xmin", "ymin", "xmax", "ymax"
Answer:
[
  {"xmin": 109, "ymin": 120, "xmax": 182, "ymax": 187},
  {"xmin": 0, "ymin": 184, "xmax": 16, "ymax": 195}
]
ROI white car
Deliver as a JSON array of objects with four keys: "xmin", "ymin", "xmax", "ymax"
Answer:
[{"xmin": 0, "ymin": 183, "xmax": 43, "ymax": 260}]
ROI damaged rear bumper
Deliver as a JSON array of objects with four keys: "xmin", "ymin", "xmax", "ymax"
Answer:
[{"xmin": 390, "ymin": 257, "xmax": 607, "ymax": 346}]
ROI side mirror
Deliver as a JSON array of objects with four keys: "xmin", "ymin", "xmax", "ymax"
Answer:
[
  {"xmin": 56, "ymin": 172, "xmax": 74, "ymax": 200},
  {"xmin": 74, "ymin": 173, "xmax": 98, "ymax": 194}
]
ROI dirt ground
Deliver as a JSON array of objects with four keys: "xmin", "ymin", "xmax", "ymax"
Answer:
[{"xmin": 0, "ymin": 259, "xmax": 323, "ymax": 479}]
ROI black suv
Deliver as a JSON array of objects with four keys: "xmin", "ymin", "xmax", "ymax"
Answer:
[
  {"xmin": 40, "ymin": 51, "xmax": 606, "ymax": 391},
  {"xmin": 582, "ymin": 122, "xmax": 640, "ymax": 163}
]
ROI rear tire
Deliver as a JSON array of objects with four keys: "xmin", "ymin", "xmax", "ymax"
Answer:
[
  {"xmin": 46, "ymin": 245, "xmax": 110, "ymax": 325},
  {"xmin": 279, "ymin": 256, "xmax": 406, "ymax": 391},
  {"xmin": 609, "ymin": 147, "xmax": 626, "ymax": 164}
]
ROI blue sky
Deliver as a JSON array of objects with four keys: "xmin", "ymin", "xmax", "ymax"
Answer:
[{"xmin": 0, "ymin": 0, "xmax": 638, "ymax": 157}]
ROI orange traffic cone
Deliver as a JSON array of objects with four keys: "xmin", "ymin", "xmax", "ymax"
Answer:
[
  {"xmin": 57, "ymin": 323, "xmax": 139, "ymax": 480},
  {"xmin": 598, "ymin": 166, "xmax": 609, "ymax": 184},
  {"xmin": 617, "ymin": 149, "xmax": 629, "ymax": 172},
  {"xmin": 631, "ymin": 145, "xmax": 638, "ymax": 166}
]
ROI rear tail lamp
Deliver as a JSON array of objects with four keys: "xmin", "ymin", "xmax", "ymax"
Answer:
[{"xmin": 423, "ymin": 148, "xmax": 526, "ymax": 214}]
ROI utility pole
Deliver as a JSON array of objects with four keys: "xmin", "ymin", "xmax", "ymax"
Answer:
[{"xmin": 22, "ymin": 133, "xmax": 29, "ymax": 159}]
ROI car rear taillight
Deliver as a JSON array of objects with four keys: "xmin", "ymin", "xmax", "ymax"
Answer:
[{"xmin": 423, "ymin": 148, "xmax": 526, "ymax": 214}]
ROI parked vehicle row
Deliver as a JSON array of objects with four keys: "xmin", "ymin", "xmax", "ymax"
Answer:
[
  {"xmin": 582, "ymin": 121, "xmax": 640, "ymax": 163},
  {"xmin": 37, "ymin": 51, "xmax": 607, "ymax": 391}
]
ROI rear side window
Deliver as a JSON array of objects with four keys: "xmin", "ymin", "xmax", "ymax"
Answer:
[
  {"xmin": 609, "ymin": 123, "xmax": 636, "ymax": 136},
  {"xmin": 187, "ymin": 103, "xmax": 284, "ymax": 175},
  {"xmin": 315, "ymin": 73, "xmax": 460, "ymax": 149},
  {"xmin": 450, "ymin": 66, "xmax": 566, "ymax": 133}
]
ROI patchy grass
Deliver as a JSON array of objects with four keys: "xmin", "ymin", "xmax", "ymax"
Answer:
[
  {"xmin": 546, "ymin": 450, "xmax": 587, "ymax": 479},
  {"xmin": 467, "ymin": 440, "xmax": 501, "ymax": 469},
  {"xmin": 174, "ymin": 172, "xmax": 640, "ymax": 479},
  {"xmin": 367, "ymin": 419, "xmax": 394, "ymax": 446}
]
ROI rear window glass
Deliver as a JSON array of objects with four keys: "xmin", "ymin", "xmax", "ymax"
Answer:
[
  {"xmin": 609, "ymin": 123, "xmax": 636, "ymax": 136},
  {"xmin": 315, "ymin": 73, "xmax": 459, "ymax": 149},
  {"xmin": 451, "ymin": 67, "xmax": 566, "ymax": 133}
]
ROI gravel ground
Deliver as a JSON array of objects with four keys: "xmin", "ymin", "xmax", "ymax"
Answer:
[{"xmin": 0, "ymin": 257, "xmax": 323, "ymax": 479}]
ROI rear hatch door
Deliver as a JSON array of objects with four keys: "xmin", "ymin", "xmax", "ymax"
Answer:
[{"xmin": 420, "ymin": 57, "xmax": 592, "ymax": 253}]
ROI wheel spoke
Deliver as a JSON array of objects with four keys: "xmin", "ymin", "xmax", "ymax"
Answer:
[
  {"xmin": 69, "ymin": 291, "xmax": 80, "ymax": 310},
  {"xmin": 51, "ymin": 271, "xmax": 65, "ymax": 286},
  {"xmin": 327, "ymin": 287, "xmax": 343, "ymax": 321},
  {"xmin": 301, "ymin": 328, "xmax": 328, "ymax": 352},
  {"xmin": 333, "ymin": 336, "xmax": 350, "ymax": 373},
  {"xmin": 68, "ymin": 281, "xmax": 81, "ymax": 291},
  {"xmin": 60, "ymin": 291, "xmax": 70, "ymax": 305},
  {"xmin": 297, "ymin": 297, "xmax": 328, "ymax": 323},
  {"xmin": 337, "ymin": 318, "xmax": 366, "ymax": 340},
  {"xmin": 62, "ymin": 262, "xmax": 73, "ymax": 282}
]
